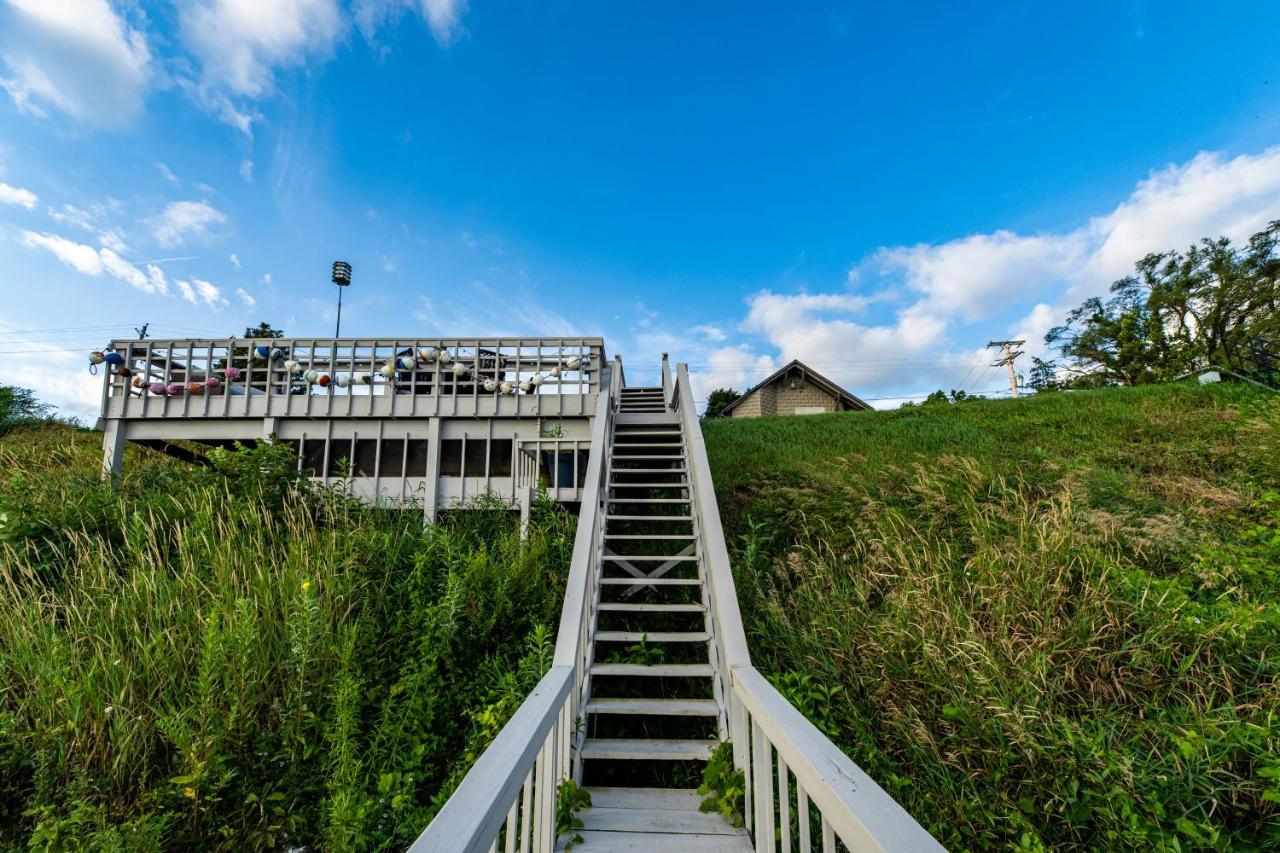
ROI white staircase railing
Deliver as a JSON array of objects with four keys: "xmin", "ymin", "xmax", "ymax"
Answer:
[
  {"xmin": 412, "ymin": 357, "xmax": 941, "ymax": 852},
  {"xmin": 409, "ymin": 356, "xmax": 620, "ymax": 853},
  {"xmin": 672, "ymin": 362, "xmax": 942, "ymax": 852}
]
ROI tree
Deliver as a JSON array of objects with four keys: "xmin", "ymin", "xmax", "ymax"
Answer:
[
  {"xmin": 1027, "ymin": 357, "xmax": 1060, "ymax": 392},
  {"xmin": 242, "ymin": 322, "xmax": 285, "ymax": 339},
  {"xmin": 0, "ymin": 385, "xmax": 52, "ymax": 435},
  {"xmin": 703, "ymin": 388, "xmax": 741, "ymax": 419},
  {"xmin": 1044, "ymin": 221, "xmax": 1280, "ymax": 387}
]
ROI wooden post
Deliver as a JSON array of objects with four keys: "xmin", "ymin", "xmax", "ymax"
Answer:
[{"xmin": 101, "ymin": 418, "xmax": 127, "ymax": 481}]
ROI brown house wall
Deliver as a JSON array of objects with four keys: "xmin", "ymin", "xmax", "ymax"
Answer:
[{"xmin": 730, "ymin": 378, "xmax": 838, "ymax": 418}]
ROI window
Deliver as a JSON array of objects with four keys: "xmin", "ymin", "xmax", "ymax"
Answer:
[
  {"xmin": 353, "ymin": 439, "xmax": 379, "ymax": 476},
  {"xmin": 464, "ymin": 438, "xmax": 488, "ymax": 477},
  {"xmin": 328, "ymin": 438, "xmax": 353, "ymax": 477},
  {"xmin": 405, "ymin": 440, "xmax": 429, "ymax": 477},
  {"xmin": 489, "ymin": 439, "xmax": 513, "ymax": 477},
  {"xmin": 794, "ymin": 406, "xmax": 826, "ymax": 415},
  {"xmin": 379, "ymin": 439, "xmax": 405, "ymax": 477},
  {"xmin": 301, "ymin": 439, "xmax": 326, "ymax": 476},
  {"xmin": 440, "ymin": 439, "xmax": 463, "ymax": 477}
]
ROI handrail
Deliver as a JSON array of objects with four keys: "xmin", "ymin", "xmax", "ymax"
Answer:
[
  {"xmin": 661, "ymin": 352, "xmax": 673, "ymax": 407},
  {"xmin": 674, "ymin": 362, "xmax": 942, "ymax": 852},
  {"xmin": 410, "ymin": 356, "xmax": 620, "ymax": 852}
]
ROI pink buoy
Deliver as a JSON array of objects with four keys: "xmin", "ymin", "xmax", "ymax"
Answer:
[
  {"xmin": 166, "ymin": 383, "xmax": 183, "ymax": 396},
  {"xmin": 149, "ymin": 382, "xmax": 166, "ymax": 395},
  {"xmin": 225, "ymin": 366, "xmax": 242, "ymax": 380},
  {"xmin": 205, "ymin": 377, "xmax": 221, "ymax": 390}
]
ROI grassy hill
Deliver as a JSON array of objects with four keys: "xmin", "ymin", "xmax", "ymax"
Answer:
[
  {"xmin": 703, "ymin": 382, "xmax": 1280, "ymax": 851},
  {"xmin": 0, "ymin": 424, "xmax": 572, "ymax": 850}
]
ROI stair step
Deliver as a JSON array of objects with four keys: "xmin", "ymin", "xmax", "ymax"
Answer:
[
  {"xmin": 580, "ymin": 738, "xmax": 714, "ymax": 761},
  {"xmin": 597, "ymin": 602, "xmax": 704, "ymax": 613},
  {"xmin": 591, "ymin": 663, "xmax": 713, "ymax": 677},
  {"xmin": 603, "ymin": 554, "xmax": 698, "ymax": 561},
  {"xmin": 607, "ymin": 482, "xmax": 689, "ymax": 489},
  {"xmin": 599, "ymin": 577, "xmax": 700, "ymax": 586},
  {"xmin": 606, "ymin": 494, "xmax": 691, "ymax": 502},
  {"xmin": 606, "ymin": 515, "xmax": 692, "ymax": 521},
  {"xmin": 610, "ymin": 467, "xmax": 688, "ymax": 473},
  {"xmin": 583, "ymin": 787, "xmax": 704, "ymax": 811},
  {"xmin": 613, "ymin": 430, "xmax": 682, "ymax": 436},
  {"xmin": 595, "ymin": 631, "xmax": 710, "ymax": 643},
  {"xmin": 603, "ymin": 534, "xmax": 695, "ymax": 540},
  {"xmin": 586, "ymin": 698, "xmax": 719, "ymax": 717}
]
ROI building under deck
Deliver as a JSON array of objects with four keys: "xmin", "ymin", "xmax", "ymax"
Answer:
[{"xmin": 96, "ymin": 336, "xmax": 607, "ymax": 522}]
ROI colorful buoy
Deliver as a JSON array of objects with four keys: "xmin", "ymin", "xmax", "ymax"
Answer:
[
  {"xmin": 499, "ymin": 381, "xmax": 514, "ymax": 395},
  {"xmin": 186, "ymin": 381, "xmax": 205, "ymax": 394},
  {"xmin": 254, "ymin": 346, "xmax": 271, "ymax": 359},
  {"xmin": 225, "ymin": 366, "xmax": 242, "ymax": 381},
  {"xmin": 166, "ymin": 383, "xmax": 184, "ymax": 396},
  {"xmin": 397, "ymin": 356, "xmax": 416, "ymax": 370},
  {"xmin": 149, "ymin": 382, "xmax": 166, "ymax": 395},
  {"xmin": 317, "ymin": 374, "xmax": 331, "ymax": 387},
  {"xmin": 269, "ymin": 348, "xmax": 285, "ymax": 361},
  {"xmin": 205, "ymin": 377, "xmax": 221, "ymax": 390},
  {"xmin": 89, "ymin": 351, "xmax": 106, "ymax": 366},
  {"xmin": 132, "ymin": 375, "xmax": 144, "ymax": 389},
  {"xmin": 103, "ymin": 351, "xmax": 125, "ymax": 366},
  {"xmin": 114, "ymin": 365, "xmax": 132, "ymax": 377},
  {"xmin": 305, "ymin": 370, "xmax": 319, "ymax": 383},
  {"xmin": 379, "ymin": 363, "xmax": 397, "ymax": 379}
]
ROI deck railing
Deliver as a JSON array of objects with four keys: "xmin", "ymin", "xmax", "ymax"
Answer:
[
  {"xmin": 673, "ymin": 362, "xmax": 942, "ymax": 852},
  {"xmin": 408, "ymin": 356, "xmax": 621, "ymax": 853},
  {"xmin": 97, "ymin": 337, "xmax": 605, "ymax": 421}
]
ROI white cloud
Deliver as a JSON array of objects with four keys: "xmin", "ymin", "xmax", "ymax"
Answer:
[
  {"xmin": 239, "ymin": 159, "xmax": 254, "ymax": 182},
  {"xmin": 355, "ymin": 0, "xmax": 469, "ymax": 46},
  {"xmin": 380, "ymin": 254, "xmax": 397, "ymax": 272},
  {"xmin": 155, "ymin": 162, "xmax": 179, "ymax": 185},
  {"xmin": 176, "ymin": 280, "xmax": 196, "ymax": 304},
  {"xmin": 234, "ymin": 287, "xmax": 255, "ymax": 307},
  {"xmin": 180, "ymin": 0, "xmax": 343, "ymax": 99},
  {"xmin": 727, "ymin": 146, "xmax": 1280, "ymax": 403},
  {"xmin": 0, "ymin": 0, "xmax": 151, "ymax": 126},
  {"xmin": 0, "ymin": 181, "xmax": 37, "ymax": 209},
  {"xmin": 261, "ymin": 272, "xmax": 272, "ymax": 284},
  {"xmin": 192, "ymin": 278, "xmax": 228, "ymax": 308},
  {"xmin": 98, "ymin": 229, "xmax": 127, "ymax": 253},
  {"xmin": 150, "ymin": 200, "xmax": 227, "ymax": 248},
  {"xmin": 229, "ymin": 252, "xmax": 241, "ymax": 269},
  {"xmin": 691, "ymin": 323, "xmax": 727, "ymax": 342},
  {"xmin": 21, "ymin": 229, "xmax": 168, "ymax": 294}
]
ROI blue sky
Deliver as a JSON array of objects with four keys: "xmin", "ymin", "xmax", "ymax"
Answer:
[{"xmin": 2, "ymin": 0, "xmax": 1279, "ymax": 419}]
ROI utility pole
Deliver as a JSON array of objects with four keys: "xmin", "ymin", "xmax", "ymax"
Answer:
[
  {"xmin": 135, "ymin": 322, "xmax": 149, "ymax": 340},
  {"xmin": 987, "ymin": 339, "xmax": 1025, "ymax": 398}
]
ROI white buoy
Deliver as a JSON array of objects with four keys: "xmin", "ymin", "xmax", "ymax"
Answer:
[
  {"xmin": 564, "ymin": 356, "xmax": 581, "ymax": 370},
  {"xmin": 549, "ymin": 365, "xmax": 562, "ymax": 377},
  {"xmin": 417, "ymin": 347, "xmax": 436, "ymax": 363},
  {"xmin": 530, "ymin": 374, "xmax": 544, "ymax": 387},
  {"xmin": 452, "ymin": 362, "xmax": 469, "ymax": 377},
  {"xmin": 499, "ymin": 381, "xmax": 514, "ymax": 394},
  {"xmin": 337, "ymin": 374, "xmax": 352, "ymax": 388},
  {"xmin": 397, "ymin": 356, "xmax": 416, "ymax": 370},
  {"xmin": 354, "ymin": 373, "xmax": 372, "ymax": 385},
  {"xmin": 284, "ymin": 360, "xmax": 302, "ymax": 374},
  {"xmin": 305, "ymin": 370, "xmax": 320, "ymax": 383},
  {"xmin": 482, "ymin": 378, "xmax": 496, "ymax": 392},
  {"xmin": 519, "ymin": 380, "xmax": 533, "ymax": 394},
  {"xmin": 379, "ymin": 363, "xmax": 397, "ymax": 379}
]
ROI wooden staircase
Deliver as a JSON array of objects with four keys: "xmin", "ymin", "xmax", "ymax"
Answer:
[{"xmin": 566, "ymin": 386, "xmax": 750, "ymax": 850}]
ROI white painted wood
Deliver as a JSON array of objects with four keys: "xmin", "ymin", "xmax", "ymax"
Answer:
[
  {"xmin": 409, "ymin": 666, "xmax": 572, "ymax": 853},
  {"xmin": 778, "ymin": 756, "xmax": 790, "ymax": 853},
  {"xmin": 582, "ymin": 807, "xmax": 745, "ymax": 835},
  {"xmin": 598, "ymin": 577, "xmax": 700, "ymax": 585},
  {"xmin": 798, "ymin": 784, "xmax": 811, "ymax": 853},
  {"xmin": 731, "ymin": 666, "xmax": 943, "ymax": 852},
  {"xmin": 580, "ymin": 738, "xmax": 714, "ymax": 761},
  {"xmin": 594, "ymin": 631, "xmax": 709, "ymax": 643},
  {"xmin": 556, "ymin": 831, "xmax": 751, "ymax": 852},
  {"xmin": 589, "ymin": 663, "xmax": 713, "ymax": 677},
  {"xmin": 586, "ymin": 698, "xmax": 718, "ymax": 716},
  {"xmin": 596, "ymin": 602, "xmax": 704, "ymax": 613},
  {"xmin": 583, "ymin": 788, "xmax": 704, "ymax": 811}
]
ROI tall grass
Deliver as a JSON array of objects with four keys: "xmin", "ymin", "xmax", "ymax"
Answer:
[
  {"xmin": 0, "ymin": 424, "xmax": 572, "ymax": 850},
  {"xmin": 704, "ymin": 383, "xmax": 1280, "ymax": 850}
]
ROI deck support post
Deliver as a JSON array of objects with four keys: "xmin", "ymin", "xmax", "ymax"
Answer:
[
  {"xmin": 422, "ymin": 417, "xmax": 442, "ymax": 524},
  {"xmin": 100, "ymin": 418, "xmax": 126, "ymax": 482}
]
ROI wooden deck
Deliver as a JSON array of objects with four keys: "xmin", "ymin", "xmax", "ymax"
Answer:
[{"xmin": 557, "ymin": 788, "xmax": 752, "ymax": 852}]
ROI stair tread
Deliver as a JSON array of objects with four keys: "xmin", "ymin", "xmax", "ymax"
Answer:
[
  {"xmin": 595, "ymin": 631, "xmax": 710, "ymax": 642},
  {"xmin": 608, "ymin": 498, "xmax": 691, "ymax": 503},
  {"xmin": 591, "ymin": 662, "xmax": 713, "ymax": 676},
  {"xmin": 586, "ymin": 698, "xmax": 719, "ymax": 716},
  {"xmin": 603, "ymin": 534, "xmax": 695, "ymax": 539},
  {"xmin": 599, "ymin": 573, "xmax": 701, "ymax": 581},
  {"xmin": 580, "ymin": 738, "xmax": 715, "ymax": 761},
  {"xmin": 607, "ymin": 483, "xmax": 689, "ymax": 489},
  {"xmin": 606, "ymin": 515, "xmax": 692, "ymax": 520},
  {"xmin": 602, "ymin": 554, "xmax": 698, "ymax": 561},
  {"xmin": 597, "ymin": 602, "xmax": 704, "ymax": 612},
  {"xmin": 583, "ymin": 787, "xmax": 705, "ymax": 811}
]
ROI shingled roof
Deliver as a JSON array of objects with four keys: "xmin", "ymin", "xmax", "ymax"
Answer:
[{"xmin": 720, "ymin": 359, "xmax": 872, "ymax": 415}]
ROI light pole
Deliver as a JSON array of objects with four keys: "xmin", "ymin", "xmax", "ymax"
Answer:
[{"xmin": 332, "ymin": 260, "xmax": 352, "ymax": 337}]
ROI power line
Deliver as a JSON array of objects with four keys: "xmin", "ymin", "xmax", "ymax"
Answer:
[{"xmin": 987, "ymin": 340, "xmax": 1026, "ymax": 399}]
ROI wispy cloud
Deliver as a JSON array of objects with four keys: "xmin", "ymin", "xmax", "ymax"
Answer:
[
  {"xmin": 176, "ymin": 277, "xmax": 228, "ymax": 309},
  {"xmin": 0, "ymin": 0, "xmax": 151, "ymax": 126},
  {"xmin": 150, "ymin": 200, "xmax": 227, "ymax": 248},
  {"xmin": 0, "ymin": 180, "xmax": 37, "ymax": 209},
  {"xmin": 234, "ymin": 287, "xmax": 256, "ymax": 307},
  {"xmin": 354, "ymin": 0, "xmax": 469, "ymax": 47},
  {"xmin": 21, "ymin": 229, "xmax": 168, "ymax": 295}
]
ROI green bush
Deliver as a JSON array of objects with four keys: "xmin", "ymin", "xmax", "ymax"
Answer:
[
  {"xmin": 0, "ymin": 423, "xmax": 573, "ymax": 850},
  {"xmin": 704, "ymin": 382, "xmax": 1280, "ymax": 850}
]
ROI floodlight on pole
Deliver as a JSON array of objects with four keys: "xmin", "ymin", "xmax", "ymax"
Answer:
[{"xmin": 332, "ymin": 261, "xmax": 352, "ymax": 337}]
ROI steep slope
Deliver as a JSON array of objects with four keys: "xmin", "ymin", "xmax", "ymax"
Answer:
[{"xmin": 702, "ymin": 383, "xmax": 1280, "ymax": 850}]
